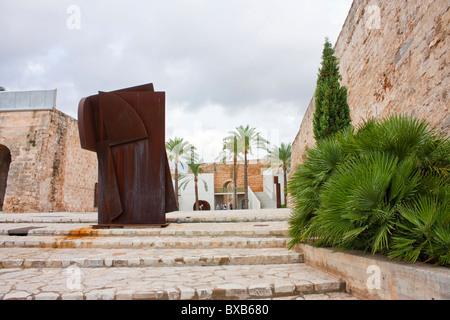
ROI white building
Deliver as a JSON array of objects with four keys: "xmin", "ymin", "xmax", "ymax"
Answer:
[{"xmin": 176, "ymin": 167, "xmax": 285, "ymax": 211}]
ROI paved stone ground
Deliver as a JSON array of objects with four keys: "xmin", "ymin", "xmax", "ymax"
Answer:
[{"xmin": 0, "ymin": 209, "xmax": 358, "ymax": 300}]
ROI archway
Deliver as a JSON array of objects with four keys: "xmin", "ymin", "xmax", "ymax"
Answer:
[
  {"xmin": 0, "ymin": 145, "xmax": 11, "ymax": 211},
  {"xmin": 223, "ymin": 180, "xmax": 232, "ymax": 191},
  {"xmin": 193, "ymin": 200, "xmax": 211, "ymax": 211},
  {"xmin": 222, "ymin": 181, "xmax": 234, "ymax": 209}
]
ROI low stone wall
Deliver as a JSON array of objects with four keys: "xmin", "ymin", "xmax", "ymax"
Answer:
[{"xmin": 296, "ymin": 244, "xmax": 450, "ymax": 300}]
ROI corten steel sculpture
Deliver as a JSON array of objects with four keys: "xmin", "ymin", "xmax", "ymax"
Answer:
[{"xmin": 78, "ymin": 84, "xmax": 178, "ymax": 228}]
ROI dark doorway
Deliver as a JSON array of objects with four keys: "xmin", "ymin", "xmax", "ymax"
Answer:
[
  {"xmin": 0, "ymin": 145, "xmax": 11, "ymax": 211},
  {"xmin": 193, "ymin": 200, "xmax": 211, "ymax": 211}
]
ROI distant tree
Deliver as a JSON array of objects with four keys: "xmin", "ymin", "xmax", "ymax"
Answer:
[
  {"xmin": 313, "ymin": 38, "xmax": 351, "ymax": 141},
  {"xmin": 226, "ymin": 126, "xmax": 269, "ymax": 209},
  {"xmin": 217, "ymin": 136, "xmax": 241, "ymax": 210},
  {"xmin": 266, "ymin": 142, "xmax": 292, "ymax": 206},
  {"xmin": 179, "ymin": 160, "xmax": 208, "ymax": 211},
  {"xmin": 0, "ymin": 87, "xmax": 5, "ymax": 91},
  {"xmin": 165, "ymin": 137, "xmax": 195, "ymax": 208}
]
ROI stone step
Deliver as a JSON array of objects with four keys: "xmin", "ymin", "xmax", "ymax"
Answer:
[
  {"xmin": 0, "ymin": 235, "xmax": 288, "ymax": 249},
  {"xmin": 0, "ymin": 209, "xmax": 291, "ymax": 224},
  {"xmin": 254, "ymin": 192, "xmax": 277, "ymax": 209},
  {"xmin": 168, "ymin": 209, "xmax": 291, "ymax": 223},
  {"xmin": 0, "ymin": 214, "xmax": 97, "ymax": 224},
  {"xmin": 0, "ymin": 221, "xmax": 289, "ymax": 238},
  {"xmin": 0, "ymin": 263, "xmax": 346, "ymax": 300},
  {"xmin": 0, "ymin": 208, "xmax": 359, "ymax": 300},
  {"xmin": 0, "ymin": 248, "xmax": 303, "ymax": 269}
]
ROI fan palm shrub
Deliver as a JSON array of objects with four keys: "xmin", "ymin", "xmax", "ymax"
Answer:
[
  {"xmin": 288, "ymin": 115, "xmax": 449, "ymax": 266},
  {"xmin": 288, "ymin": 127, "xmax": 354, "ymax": 246}
]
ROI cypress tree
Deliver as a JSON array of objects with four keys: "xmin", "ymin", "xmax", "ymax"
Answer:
[{"xmin": 313, "ymin": 38, "xmax": 351, "ymax": 141}]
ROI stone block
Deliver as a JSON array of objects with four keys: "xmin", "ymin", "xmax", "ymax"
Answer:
[
  {"xmin": 85, "ymin": 289, "xmax": 115, "ymax": 300},
  {"xmin": 294, "ymin": 280, "xmax": 314, "ymax": 294},
  {"xmin": 248, "ymin": 283, "xmax": 272, "ymax": 297},
  {"xmin": 3, "ymin": 291, "xmax": 32, "ymax": 300},
  {"xmin": 197, "ymin": 286, "xmax": 213, "ymax": 300},
  {"xmin": 34, "ymin": 292, "xmax": 60, "ymax": 300},
  {"xmin": 61, "ymin": 292, "xmax": 84, "ymax": 300},
  {"xmin": 313, "ymin": 279, "xmax": 342, "ymax": 293},
  {"xmin": 215, "ymin": 283, "xmax": 248, "ymax": 299},
  {"xmin": 274, "ymin": 281, "xmax": 295, "ymax": 294},
  {"xmin": 115, "ymin": 290, "xmax": 133, "ymax": 300},
  {"xmin": 166, "ymin": 288, "xmax": 180, "ymax": 300},
  {"xmin": 178, "ymin": 286, "xmax": 196, "ymax": 300}
]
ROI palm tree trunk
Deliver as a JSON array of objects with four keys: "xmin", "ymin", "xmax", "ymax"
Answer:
[
  {"xmin": 174, "ymin": 162, "xmax": 179, "ymax": 208},
  {"xmin": 194, "ymin": 176, "xmax": 199, "ymax": 211},
  {"xmin": 244, "ymin": 150, "xmax": 248, "ymax": 209},
  {"xmin": 283, "ymin": 165, "xmax": 287, "ymax": 206},
  {"xmin": 233, "ymin": 155, "xmax": 237, "ymax": 210},
  {"xmin": 233, "ymin": 136, "xmax": 237, "ymax": 210}
]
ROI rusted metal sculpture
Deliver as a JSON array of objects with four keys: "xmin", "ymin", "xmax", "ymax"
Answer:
[{"xmin": 78, "ymin": 84, "xmax": 178, "ymax": 228}]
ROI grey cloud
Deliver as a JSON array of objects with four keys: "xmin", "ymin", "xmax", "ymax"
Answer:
[{"xmin": 0, "ymin": 0, "xmax": 352, "ymax": 145}]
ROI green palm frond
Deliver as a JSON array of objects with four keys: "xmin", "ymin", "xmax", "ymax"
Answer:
[
  {"xmin": 288, "ymin": 114, "xmax": 449, "ymax": 266},
  {"xmin": 389, "ymin": 196, "xmax": 449, "ymax": 265},
  {"xmin": 266, "ymin": 143, "xmax": 292, "ymax": 170}
]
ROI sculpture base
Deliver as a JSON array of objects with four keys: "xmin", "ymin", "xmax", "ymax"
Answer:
[{"xmin": 92, "ymin": 223, "xmax": 170, "ymax": 229}]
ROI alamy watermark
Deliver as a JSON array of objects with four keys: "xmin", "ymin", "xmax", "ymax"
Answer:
[
  {"xmin": 66, "ymin": 265, "xmax": 83, "ymax": 290},
  {"xmin": 366, "ymin": 265, "xmax": 381, "ymax": 290},
  {"xmin": 365, "ymin": 5, "xmax": 381, "ymax": 30},
  {"xmin": 66, "ymin": 5, "xmax": 81, "ymax": 30}
]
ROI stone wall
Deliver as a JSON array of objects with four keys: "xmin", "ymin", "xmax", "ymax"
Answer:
[
  {"xmin": 200, "ymin": 160, "xmax": 270, "ymax": 192},
  {"xmin": 297, "ymin": 244, "xmax": 450, "ymax": 300},
  {"xmin": 0, "ymin": 109, "xmax": 97, "ymax": 213},
  {"xmin": 291, "ymin": 0, "xmax": 449, "ymax": 175}
]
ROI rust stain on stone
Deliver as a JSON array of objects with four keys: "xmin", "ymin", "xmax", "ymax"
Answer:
[
  {"xmin": 68, "ymin": 227, "xmax": 98, "ymax": 237},
  {"xmin": 113, "ymin": 252, "xmax": 126, "ymax": 256},
  {"xmin": 51, "ymin": 227, "xmax": 98, "ymax": 248}
]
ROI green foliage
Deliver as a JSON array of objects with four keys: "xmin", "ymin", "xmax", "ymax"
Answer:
[
  {"xmin": 179, "ymin": 162, "xmax": 208, "ymax": 192},
  {"xmin": 218, "ymin": 125, "xmax": 269, "ymax": 209},
  {"xmin": 313, "ymin": 38, "xmax": 351, "ymax": 141},
  {"xmin": 267, "ymin": 143, "xmax": 292, "ymax": 205},
  {"xmin": 266, "ymin": 143, "xmax": 292, "ymax": 171},
  {"xmin": 165, "ymin": 137, "xmax": 196, "ymax": 167},
  {"xmin": 179, "ymin": 160, "xmax": 209, "ymax": 211},
  {"xmin": 288, "ymin": 115, "xmax": 450, "ymax": 266}
]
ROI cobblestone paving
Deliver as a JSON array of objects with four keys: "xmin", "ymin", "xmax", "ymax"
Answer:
[
  {"xmin": 0, "ymin": 264, "xmax": 357, "ymax": 300},
  {"xmin": 0, "ymin": 209, "xmax": 359, "ymax": 300}
]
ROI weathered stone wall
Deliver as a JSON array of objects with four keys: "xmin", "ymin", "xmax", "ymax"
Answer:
[
  {"xmin": 0, "ymin": 109, "xmax": 97, "ymax": 213},
  {"xmin": 297, "ymin": 244, "xmax": 450, "ymax": 300},
  {"xmin": 61, "ymin": 113, "xmax": 98, "ymax": 212},
  {"xmin": 291, "ymin": 0, "xmax": 449, "ymax": 175},
  {"xmin": 200, "ymin": 160, "xmax": 270, "ymax": 192}
]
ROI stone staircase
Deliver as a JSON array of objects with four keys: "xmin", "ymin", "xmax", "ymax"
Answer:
[
  {"xmin": 0, "ymin": 209, "xmax": 356, "ymax": 300},
  {"xmin": 254, "ymin": 192, "xmax": 276, "ymax": 209}
]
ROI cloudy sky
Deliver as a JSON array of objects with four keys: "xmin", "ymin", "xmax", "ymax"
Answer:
[{"xmin": 0, "ymin": 0, "xmax": 353, "ymax": 162}]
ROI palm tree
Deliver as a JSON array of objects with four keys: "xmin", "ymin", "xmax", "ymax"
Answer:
[
  {"xmin": 227, "ymin": 125, "xmax": 269, "ymax": 209},
  {"xmin": 217, "ymin": 136, "xmax": 242, "ymax": 209},
  {"xmin": 179, "ymin": 161, "xmax": 208, "ymax": 211},
  {"xmin": 266, "ymin": 143, "xmax": 292, "ymax": 206},
  {"xmin": 165, "ymin": 137, "xmax": 195, "ymax": 208}
]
